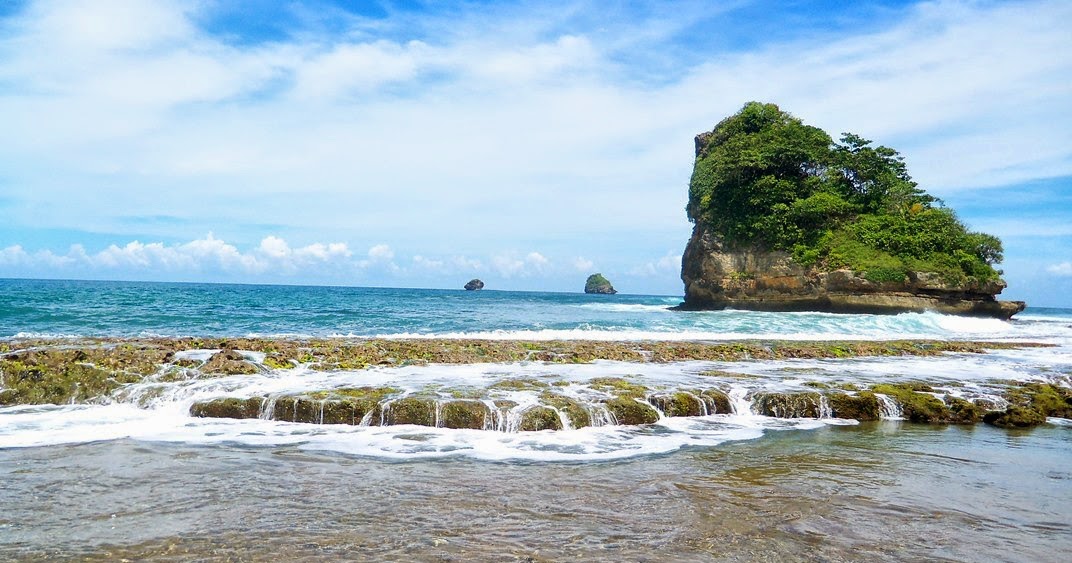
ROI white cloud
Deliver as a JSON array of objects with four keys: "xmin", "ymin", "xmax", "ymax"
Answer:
[
  {"xmin": 490, "ymin": 251, "xmax": 552, "ymax": 278},
  {"xmin": 0, "ymin": 235, "xmax": 354, "ymax": 276},
  {"xmin": 292, "ymin": 40, "xmax": 427, "ymax": 100},
  {"xmin": 1047, "ymin": 262, "xmax": 1072, "ymax": 277},
  {"xmin": 632, "ymin": 252, "xmax": 680, "ymax": 277},
  {"xmin": 258, "ymin": 236, "xmax": 291, "ymax": 259},
  {"xmin": 572, "ymin": 256, "xmax": 594, "ymax": 272},
  {"xmin": 412, "ymin": 255, "xmax": 444, "ymax": 270},
  {"xmin": 367, "ymin": 244, "xmax": 394, "ymax": 261},
  {"xmin": 452, "ymin": 256, "xmax": 484, "ymax": 272},
  {"xmin": 0, "ymin": 245, "xmax": 29, "ymax": 265},
  {"xmin": 526, "ymin": 252, "xmax": 549, "ymax": 271}
]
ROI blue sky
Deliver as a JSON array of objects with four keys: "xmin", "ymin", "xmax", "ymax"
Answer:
[{"xmin": 0, "ymin": 0, "xmax": 1070, "ymax": 304}]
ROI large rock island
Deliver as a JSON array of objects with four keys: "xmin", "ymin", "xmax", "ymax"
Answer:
[{"xmin": 680, "ymin": 102, "xmax": 1025, "ymax": 319}]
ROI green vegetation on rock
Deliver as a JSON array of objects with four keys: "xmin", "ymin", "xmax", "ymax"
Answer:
[
  {"xmin": 584, "ymin": 273, "xmax": 617, "ymax": 294},
  {"xmin": 518, "ymin": 406, "xmax": 563, "ymax": 431},
  {"xmin": 603, "ymin": 397, "xmax": 659, "ymax": 425},
  {"xmin": 1004, "ymin": 383, "xmax": 1072, "ymax": 418},
  {"xmin": 688, "ymin": 102, "xmax": 1004, "ymax": 285},
  {"xmin": 827, "ymin": 391, "xmax": 880, "ymax": 421},
  {"xmin": 752, "ymin": 392, "xmax": 822, "ymax": 418},
  {"xmin": 983, "ymin": 406, "xmax": 1047, "ymax": 428}
]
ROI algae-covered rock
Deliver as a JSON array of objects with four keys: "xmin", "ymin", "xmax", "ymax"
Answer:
[
  {"xmin": 540, "ymin": 393, "xmax": 592, "ymax": 429},
  {"xmin": 649, "ymin": 392, "xmax": 706, "ymax": 417},
  {"xmin": 1005, "ymin": 383, "xmax": 1072, "ymax": 418},
  {"xmin": 0, "ymin": 356, "xmax": 141, "ymax": 405},
  {"xmin": 439, "ymin": 400, "xmax": 488, "ymax": 429},
  {"xmin": 518, "ymin": 406, "xmax": 563, "ymax": 431},
  {"xmin": 983, "ymin": 405, "xmax": 1046, "ymax": 428},
  {"xmin": 828, "ymin": 391, "xmax": 880, "ymax": 421},
  {"xmin": 489, "ymin": 378, "xmax": 550, "ymax": 391},
  {"xmin": 190, "ymin": 397, "xmax": 266, "ymax": 419},
  {"xmin": 202, "ymin": 350, "xmax": 259, "ymax": 375},
  {"xmin": 269, "ymin": 396, "xmax": 323, "ymax": 423},
  {"xmin": 945, "ymin": 395, "xmax": 982, "ymax": 424},
  {"xmin": 700, "ymin": 389, "xmax": 733, "ymax": 414},
  {"xmin": 752, "ymin": 392, "xmax": 822, "ymax": 418},
  {"xmin": 604, "ymin": 397, "xmax": 659, "ymax": 425},
  {"xmin": 871, "ymin": 384, "xmax": 952, "ymax": 423},
  {"xmin": 383, "ymin": 397, "xmax": 437, "ymax": 426},
  {"xmin": 588, "ymin": 377, "xmax": 649, "ymax": 398}
]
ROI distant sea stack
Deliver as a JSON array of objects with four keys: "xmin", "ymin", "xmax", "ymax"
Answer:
[
  {"xmin": 584, "ymin": 274, "xmax": 617, "ymax": 294},
  {"xmin": 464, "ymin": 279, "xmax": 484, "ymax": 291},
  {"xmin": 679, "ymin": 102, "xmax": 1025, "ymax": 319}
]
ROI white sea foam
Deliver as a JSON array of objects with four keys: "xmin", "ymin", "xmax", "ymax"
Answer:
[
  {"xmin": 3, "ymin": 344, "xmax": 1068, "ymax": 460},
  {"xmin": 575, "ymin": 303, "xmax": 674, "ymax": 313}
]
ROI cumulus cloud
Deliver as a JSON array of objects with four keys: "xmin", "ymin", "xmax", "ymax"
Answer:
[
  {"xmin": 367, "ymin": 244, "xmax": 395, "ymax": 261},
  {"xmin": 631, "ymin": 252, "xmax": 681, "ymax": 277},
  {"xmin": 452, "ymin": 256, "xmax": 484, "ymax": 272},
  {"xmin": 412, "ymin": 255, "xmax": 444, "ymax": 270},
  {"xmin": 572, "ymin": 256, "xmax": 594, "ymax": 272},
  {"xmin": 1047, "ymin": 262, "xmax": 1072, "ymax": 276},
  {"xmin": 0, "ymin": 234, "xmax": 352, "ymax": 276},
  {"xmin": 490, "ymin": 251, "xmax": 553, "ymax": 278}
]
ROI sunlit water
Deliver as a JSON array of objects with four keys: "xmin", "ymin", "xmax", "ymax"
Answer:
[{"xmin": 1, "ymin": 279, "xmax": 1070, "ymax": 560}]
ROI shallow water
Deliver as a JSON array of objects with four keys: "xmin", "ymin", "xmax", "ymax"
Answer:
[{"xmin": 2, "ymin": 423, "xmax": 1069, "ymax": 562}]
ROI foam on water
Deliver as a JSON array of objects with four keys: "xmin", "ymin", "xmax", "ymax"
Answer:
[{"xmin": 3, "ymin": 341, "xmax": 1068, "ymax": 460}]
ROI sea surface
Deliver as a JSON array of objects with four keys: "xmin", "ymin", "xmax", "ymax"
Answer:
[{"xmin": 1, "ymin": 278, "xmax": 1070, "ymax": 561}]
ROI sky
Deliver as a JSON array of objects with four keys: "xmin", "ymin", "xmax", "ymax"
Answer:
[{"xmin": 0, "ymin": 0, "xmax": 1070, "ymax": 304}]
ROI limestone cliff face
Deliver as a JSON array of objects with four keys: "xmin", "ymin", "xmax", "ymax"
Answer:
[{"xmin": 680, "ymin": 224, "xmax": 1025, "ymax": 319}]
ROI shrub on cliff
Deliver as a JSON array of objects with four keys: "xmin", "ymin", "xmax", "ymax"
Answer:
[{"xmin": 688, "ymin": 102, "xmax": 1003, "ymax": 284}]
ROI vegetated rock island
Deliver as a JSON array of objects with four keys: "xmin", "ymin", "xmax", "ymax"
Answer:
[
  {"xmin": 678, "ymin": 102, "xmax": 1025, "ymax": 319},
  {"xmin": 584, "ymin": 273, "xmax": 617, "ymax": 294},
  {"xmin": 464, "ymin": 279, "xmax": 484, "ymax": 291}
]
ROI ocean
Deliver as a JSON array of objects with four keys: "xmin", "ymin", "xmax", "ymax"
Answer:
[{"xmin": 1, "ymin": 278, "xmax": 1070, "ymax": 561}]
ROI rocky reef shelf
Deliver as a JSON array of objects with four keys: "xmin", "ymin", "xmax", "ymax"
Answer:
[{"xmin": 1, "ymin": 337, "xmax": 1068, "ymax": 432}]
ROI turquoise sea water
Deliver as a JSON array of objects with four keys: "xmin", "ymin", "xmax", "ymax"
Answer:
[
  {"xmin": 2, "ymin": 278, "xmax": 1071, "ymax": 560},
  {"xmin": 2, "ymin": 277, "xmax": 1069, "ymax": 340}
]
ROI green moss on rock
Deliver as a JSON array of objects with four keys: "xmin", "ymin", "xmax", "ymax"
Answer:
[
  {"xmin": 489, "ymin": 378, "xmax": 550, "ymax": 391},
  {"xmin": 604, "ymin": 397, "xmax": 659, "ymax": 425},
  {"xmin": 383, "ymin": 397, "xmax": 437, "ymax": 426},
  {"xmin": 0, "ymin": 356, "xmax": 141, "ymax": 405},
  {"xmin": 588, "ymin": 377, "xmax": 649, "ymax": 398},
  {"xmin": 439, "ymin": 400, "xmax": 488, "ymax": 429},
  {"xmin": 190, "ymin": 397, "xmax": 266, "ymax": 419},
  {"xmin": 700, "ymin": 389, "xmax": 733, "ymax": 414},
  {"xmin": 1005, "ymin": 383, "xmax": 1072, "ymax": 418},
  {"xmin": 983, "ymin": 405, "xmax": 1046, "ymax": 428},
  {"xmin": 752, "ymin": 392, "xmax": 822, "ymax": 418},
  {"xmin": 828, "ymin": 391, "xmax": 880, "ymax": 421},
  {"xmin": 945, "ymin": 395, "xmax": 982, "ymax": 424},
  {"xmin": 649, "ymin": 392, "xmax": 706, "ymax": 417},
  {"xmin": 518, "ymin": 406, "xmax": 563, "ymax": 431},
  {"xmin": 201, "ymin": 350, "xmax": 259, "ymax": 375},
  {"xmin": 539, "ymin": 392, "xmax": 592, "ymax": 429},
  {"xmin": 871, "ymin": 384, "xmax": 951, "ymax": 423}
]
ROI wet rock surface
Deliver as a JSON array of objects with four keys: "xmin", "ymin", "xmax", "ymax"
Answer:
[
  {"xmin": 3, "ymin": 336, "xmax": 1067, "ymax": 434},
  {"xmin": 679, "ymin": 224, "xmax": 1026, "ymax": 319}
]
